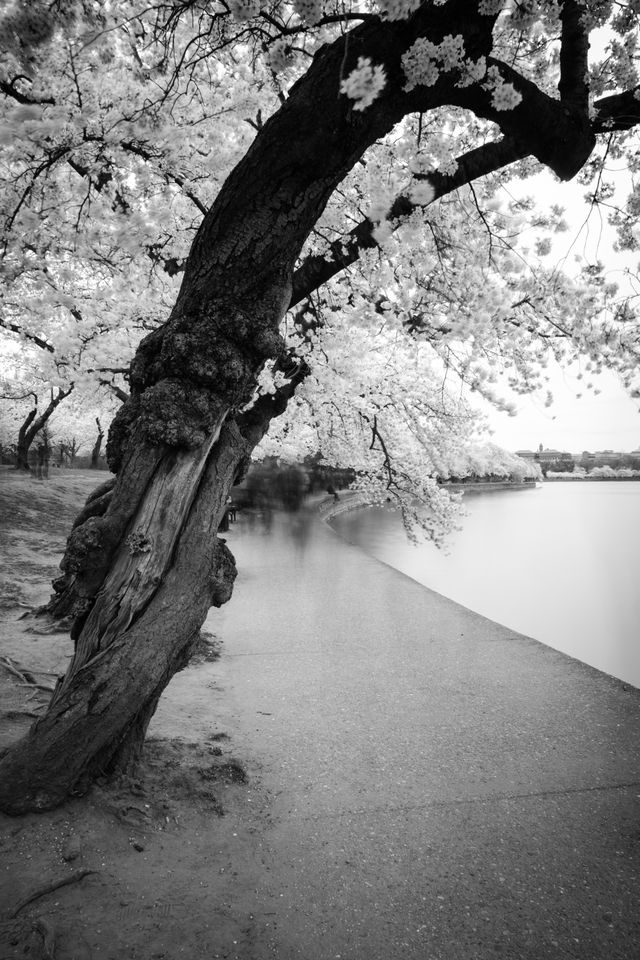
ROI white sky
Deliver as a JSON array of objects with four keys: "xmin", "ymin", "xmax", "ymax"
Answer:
[
  {"xmin": 482, "ymin": 157, "xmax": 640, "ymax": 455},
  {"xmin": 486, "ymin": 367, "xmax": 640, "ymax": 453}
]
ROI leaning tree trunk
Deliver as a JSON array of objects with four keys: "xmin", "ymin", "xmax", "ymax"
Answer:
[
  {"xmin": 15, "ymin": 407, "xmax": 37, "ymax": 471},
  {"xmin": 0, "ymin": 421, "xmax": 246, "ymax": 809},
  {"xmin": 14, "ymin": 387, "xmax": 73, "ymax": 473},
  {"xmin": 0, "ymin": 0, "xmax": 600, "ymax": 814},
  {"xmin": 90, "ymin": 418, "xmax": 104, "ymax": 468}
]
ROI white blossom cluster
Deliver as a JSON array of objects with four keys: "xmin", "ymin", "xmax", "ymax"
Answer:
[
  {"xmin": 483, "ymin": 65, "xmax": 522, "ymax": 110},
  {"xmin": 292, "ymin": 0, "xmax": 324, "ymax": 25},
  {"xmin": 227, "ymin": 0, "xmax": 260, "ymax": 21},
  {"xmin": 402, "ymin": 39, "xmax": 442, "ymax": 89},
  {"xmin": 267, "ymin": 38, "xmax": 295, "ymax": 73},
  {"xmin": 340, "ymin": 57, "xmax": 387, "ymax": 111},
  {"xmin": 242, "ymin": 361, "xmax": 292, "ymax": 412},
  {"xmin": 402, "ymin": 34, "xmax": 487, "ymax": 92},
  {"xmin": 376, "ymin": 0, "xmax": 422, "ymax": 21},
  {"xmin": 408, "ymin": 180, "xmax": 436, "ymax": 205},
  {"xmin": 457, "ymin": 55, "xmax": 488, "ymax": 87}
]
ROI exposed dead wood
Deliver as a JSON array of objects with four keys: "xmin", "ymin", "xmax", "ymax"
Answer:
[{"xmin": 65, "ymin": 412, "xmax": 228, "ymax": 682}]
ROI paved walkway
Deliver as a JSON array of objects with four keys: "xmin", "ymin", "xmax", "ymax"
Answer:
[{"xmin": 177, "ymin": 505, "xmax": 640, "ymax": 959}]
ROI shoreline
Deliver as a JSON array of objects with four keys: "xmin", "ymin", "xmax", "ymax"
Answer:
[
  {"xmin": 207, "ymin": 505, "xmax": 640, "ymax": 958},
  {"xmin": 318, "ymin": 489, "xmax": 640, "ymax": 691},
  {"xmin": 543, "ymin": 475, "xmax": 640, "ymax": 481},
  {"xmin": 2, "ymin": 477, "xmax": 640, "ymax": 958}
]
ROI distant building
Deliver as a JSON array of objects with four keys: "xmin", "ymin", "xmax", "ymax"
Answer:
[
  {"xmin": 514, "ymin": 446, "xmax": 640, "ymax": 471},
  {"xmin": 593, "ymin": 450, "xmax": 624, "ymax": 466},
  {"xmin": 538, "ymin": 449, "xmax": 573, "ymax": 463},
  {"xmin": 516, "ymin": 448, "xmax": 572, "ymax": 462}
]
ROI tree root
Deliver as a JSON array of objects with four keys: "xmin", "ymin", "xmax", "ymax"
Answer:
[
  {"xmin": 0, "ymin": 656, "xmax": 36, "ymax": 684},
  {"xmin": 0, "ymin": 657, "xmax": 56, "ymax": 692},
  {"xmin": 7, "ymin": 869, "xmax": 96, "ymax": 919}
]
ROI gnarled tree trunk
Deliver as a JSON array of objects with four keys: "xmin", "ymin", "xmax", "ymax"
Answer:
[{"xmin": 0, "ymin": 0, "xmax": 605, "ymax": 814}]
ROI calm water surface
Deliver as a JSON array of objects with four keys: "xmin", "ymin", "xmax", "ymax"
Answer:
[{"xmin": 330, "ymin": 481, "xmax": 640, "ymax": 688}]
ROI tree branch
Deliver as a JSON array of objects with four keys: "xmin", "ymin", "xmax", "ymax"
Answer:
[
  {"xmin": 22, "ymin": 385, "xmax": 74, "ymax": 450},
  {"xmin": 290, "ymin": 65, "xmax": 640, "ymax": 311},
  {"xmin": 289, "ymin": 137, "xmax": 528, "ymax": 307},
  {"xmin": 558, "ymin": 1, "xmax": 590, "ymax": 113},
  {"xmin": 2, "ymin": 73, "xmax": 207, "ymax": 232},
  {"xmin": 0, "ymin": 78, "xmax": 55, "ymax": 106},
  {"xmin": 592, "ymin": 86, "xmax": 640, "ymax": 132},
  {"xmin": 99, "ymin": 379, "xmax": 129, "ymax": 403},
  {"xmin": 0, "ymin": 317, "xmax": 55, "ymax": 353},
  {"xmin": 120, "ymin": 140, "xmax": 208, "ymax": 214}
]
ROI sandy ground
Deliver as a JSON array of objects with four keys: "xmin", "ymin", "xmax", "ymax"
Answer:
[{"xmin": 0, "ymin": 469, "xmax": 265, "ymax": 960}]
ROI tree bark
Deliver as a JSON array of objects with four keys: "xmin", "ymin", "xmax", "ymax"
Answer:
[
  {"xmin": 0, "ymin": 1, "xmax": 616, "ymax": 813},
  {"xmin": 0, "ymin": 422, "xmax": 245, "ymax": 812}
]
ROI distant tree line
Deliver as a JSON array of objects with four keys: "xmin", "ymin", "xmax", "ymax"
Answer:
[{"xmin": 528, "ymin": 449, "xmax": 640, "ymax": 477}]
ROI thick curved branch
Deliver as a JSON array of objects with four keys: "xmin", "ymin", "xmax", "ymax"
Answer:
[
  {"xmin": 99, "ymin": 379, "xmax": 129, "ymax": 403},
  {"xmin": 0, "ymin": 78, "xmax": 55, "ymax": 106},
  {"xmin": 558, "ymin": 1, "xmax": 590, "ymax": 112},
  {"xmin": 592, "ymin": 87, "xmax": 640, "ymax": 132},
  {"xmin": 290, "ymin": 64, "xmax": 640, "ymax": 309},
  {"xmin": 176, "ymin": 0, "xmax": 500, "ymax": 310},
  {"xmin": 453, "ymin": 57, "xmax": 595, "ymax": 180},
  {"xmin": 289, "ymin": 137, "xmax": 528, "ymax": 307}
]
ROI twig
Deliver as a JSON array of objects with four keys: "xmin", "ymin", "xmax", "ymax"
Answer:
[{"xmin": 8, "ymin": 869, "xmax": 96, "ymax": 918}]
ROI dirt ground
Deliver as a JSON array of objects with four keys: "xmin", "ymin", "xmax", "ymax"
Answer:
[{"xmin": 0, "ymin": 469, "xmax": 268, "ymax": 960}]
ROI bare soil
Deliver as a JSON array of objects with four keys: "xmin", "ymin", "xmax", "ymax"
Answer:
[{"xmin": 0, "ymin": 469, "xmax": 268, "ymax": 960}]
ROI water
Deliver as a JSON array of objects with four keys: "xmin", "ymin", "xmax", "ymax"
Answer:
[{"xmin": 330, "ymin": 481, "xmax": 640, "ymax": 688}]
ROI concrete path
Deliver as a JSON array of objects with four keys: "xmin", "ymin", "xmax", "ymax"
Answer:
[{"xmin": 200, "ymin": 507, "xmax": 640, "ymax": 959}]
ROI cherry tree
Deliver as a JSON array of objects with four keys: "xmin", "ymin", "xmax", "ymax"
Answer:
[
  {"xmin": 0, "ymin": 295, "xmax": 132, "ymax": 468},
  {"xmin": 0, "ymin": 0, "xmax": 639, "ymax": 813}
]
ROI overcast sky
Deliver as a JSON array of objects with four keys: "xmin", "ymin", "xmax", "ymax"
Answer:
[
  {"xmin": 486, "ymin": 367, "xmax": 640, "ymax": 454},
  {"xmin": 482, "ymin": 151, "xmax": 639, "ymax": 454}
]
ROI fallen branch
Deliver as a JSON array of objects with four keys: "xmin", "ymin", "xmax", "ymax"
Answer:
[{"xmin": 8, "ymin": 869, "xmax": 96, "ymax": 918}]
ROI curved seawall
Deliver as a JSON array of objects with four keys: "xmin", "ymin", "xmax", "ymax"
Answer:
[
  {"xmin": 324, "ymin": 484, "xmax": 640, "ymax": 689},
  {"xmin": 184, "ymin": 505, "xmax": 640, "ymax": 960}
]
